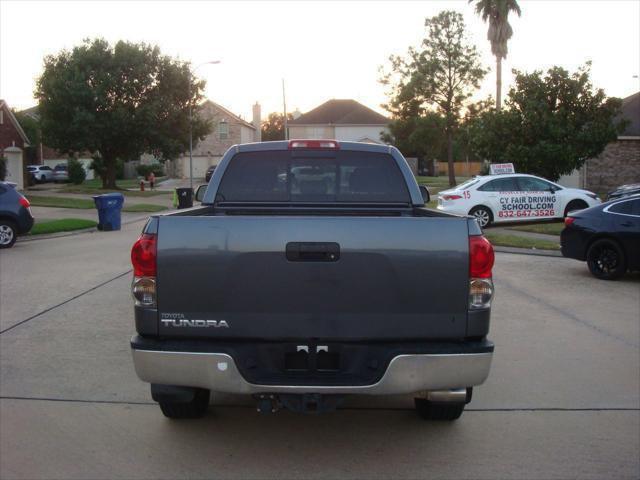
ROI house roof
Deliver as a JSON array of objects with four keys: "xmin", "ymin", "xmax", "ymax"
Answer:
[
  {"xmin": 289, "ymin": 99, "xmax": 388, "ymax": 125},
  {"xmin": 619, "ymin": 91, "xmax": 640, "ymax": 137},
  {"xmin": 19, "ymin": 105, "xmax": 40, "ymax": 120},
  {"xmin": 0, "ymin": 100, "xmax": 31, "ymax": 146},
  {"xmin": 201, "ymin": 100, "xmax": 256, "ymax": 130}
]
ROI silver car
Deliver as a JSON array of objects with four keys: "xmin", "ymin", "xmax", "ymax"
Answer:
[
  {"xmin": 27, "ymin": 165, "xmax": 55, "ymax": 183},
  {"xmin": 53, "ymin": 163, "xmax": 69, "ymax": 182}
]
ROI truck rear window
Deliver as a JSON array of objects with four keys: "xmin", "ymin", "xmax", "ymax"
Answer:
[{"xmin": 216, "ymin": 150, "xmax": 411, "ymax": 203}]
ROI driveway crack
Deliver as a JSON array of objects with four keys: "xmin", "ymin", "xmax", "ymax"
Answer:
[{"xmin": 0, "ymin": 270, "xmax": 132, "ymax": 335}]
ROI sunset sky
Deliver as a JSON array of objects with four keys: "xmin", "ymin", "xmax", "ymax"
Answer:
[{"xmin": 1, "ymin": 0, "xmax": 638, "ymax": 120}]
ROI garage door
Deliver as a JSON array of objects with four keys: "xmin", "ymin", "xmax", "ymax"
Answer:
[{"xmin": 182, "ymin": 157, "xmax": 210, "ymax": 179}]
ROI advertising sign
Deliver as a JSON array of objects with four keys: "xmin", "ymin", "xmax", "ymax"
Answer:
[{"xmin": 489, "ymin": 163, "xmax": 515, "ymax": 175}]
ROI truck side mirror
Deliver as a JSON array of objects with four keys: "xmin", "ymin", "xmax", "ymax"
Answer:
[
  {"xmin": 195, "ymin": 185, "xmax": 207, "ymax": 203},
  {"xmin": 419, "ymin": 185, "xmax": 430, "ymax": 204}
]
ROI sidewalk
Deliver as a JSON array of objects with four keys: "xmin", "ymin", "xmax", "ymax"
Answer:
[
  {"xmin": 25, "ymin": 190, "xmax": 173, "ymax": 208},
  {"xmin": 155, "ymin": 177, "xmax": 206, "ymax": 191}
]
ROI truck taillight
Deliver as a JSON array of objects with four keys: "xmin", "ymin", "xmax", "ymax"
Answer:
[
  {"xmin": 131, "ymin": 233, "xmax": 157, "ymax": 307},
  {"xmin": 288, "ymin": 139, "xmax": 340, "ymax": 149},
  {"xmin": 131, "ymin": 233, "xmax": 157, "ymax": 277},
  {"xmin": 470, "ymin": 235, "xmax": 494, "ymax": 278},
  {"xmin": 469, "ymin": 235, "xmax": 495, "ymax": 310}
]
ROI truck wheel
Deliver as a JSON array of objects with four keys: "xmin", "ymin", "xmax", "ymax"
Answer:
[
  {"xmin": 414, "ymin": 398, "xmax": 466, "ymax": 421},
  {"xmin": 586, "ymin": 238, "xmax": 626, "ymax": 280},
  {"xmin": 158, "ymin": 388, "xmax": 210, "ymax": 419},
  {"xmin": 469, "ymin": 206, "xmax": 492, "ymax": 228},
  {"xmin": 0, "ymin": 220, "xmax": 17, "ymax": 249}
]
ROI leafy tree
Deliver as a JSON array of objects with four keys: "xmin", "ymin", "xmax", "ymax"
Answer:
[
  {"xmin": 381, "ymin": 113, "xmax": 446, "ymax": 175},
  {"xmin": 469, "ymin": 63, "xmax": 626, "ymax": 180},
  {"xmin": 67, "ymin": 157, "xmax": 86, "ymax": 184},
  {"xmin": 380, "ymin": 11, "xmax": 487, "ymax": 186},
  {"xmin": 35, "ymin": 38, "xmax": 211, "ymax": 188},
  {"xmin": 470, "ymin": 0, "xmax": 521, "ymax": 110},
  {"xmin": 261, "ymin": 112, "xmax": 294, "ymax": 141}
]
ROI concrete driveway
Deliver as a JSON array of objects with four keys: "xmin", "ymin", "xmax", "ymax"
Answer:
[{"xmin": 0, "ymin": 224, "xmax": 638, "ymax": 479}]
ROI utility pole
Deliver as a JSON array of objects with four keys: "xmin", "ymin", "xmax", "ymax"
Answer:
[{"xmin": 282, "ymin": 79, "xmax": 288, "ymax": 140}]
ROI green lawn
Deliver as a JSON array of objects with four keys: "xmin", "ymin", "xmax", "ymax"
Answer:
[
  {"xmin": 31, "ymin": 219, "xmax": 97, "ymax": 235},
  {"xmin": 121, "ymin": 204, "xmax": 168, "ymax": 213},
  {"xmin": 416, "ymin": 176, "xmax": 469, "ymax": 187},
  {"xmin": 28, "ymin": 196, "xmax": 95, "ymax": 209},
  {"xmin": 507, "ymin": 222, "xmax": 564, "ymax": 236},
  {"xmin": 485, "ymin": 232, "xmax": 560, "ymax": 251}
]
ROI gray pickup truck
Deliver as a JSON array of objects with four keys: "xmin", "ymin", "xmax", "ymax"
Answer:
[{"xmin": 130, "ymin": 140, "xmax": 495, "ymax": 421}]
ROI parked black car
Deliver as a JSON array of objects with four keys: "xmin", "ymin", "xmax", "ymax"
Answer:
[
  {"xmin": 607, "ymin": 183, "xmax": 640, "ymax": 201},
  {"xmin": 0, "ymin": 182, "xmax": 35, "ymax": 248},
  {"xmin": 205, "ymin": 165, "xmax": 216, "ymax": 182},
  {"xmin": 561, "ymin": 194, "xmax": 640, "ymax": 279}
]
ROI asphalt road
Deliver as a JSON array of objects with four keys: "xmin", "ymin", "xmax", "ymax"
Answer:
[{"xmin": 0, "ymin": 222, "xmax": 638, "ymax": 479}]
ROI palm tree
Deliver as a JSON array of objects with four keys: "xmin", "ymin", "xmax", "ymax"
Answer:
[{"xmin": 470, "ymin": 0, "xmax": 521, "ymax": 110}]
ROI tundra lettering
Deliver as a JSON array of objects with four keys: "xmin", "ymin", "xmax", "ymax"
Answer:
[{"xmin": 160, "ymin": 319, "xmax": 229, "ymax": 328}]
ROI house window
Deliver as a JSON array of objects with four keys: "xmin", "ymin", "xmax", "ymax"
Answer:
[
  {"xmin": 0, "ymin": 110, "xmax": 3, "ymax": 124},
  {"xmin": 218, "ymin": 120, "xmax": 229, "ymax": 140}
]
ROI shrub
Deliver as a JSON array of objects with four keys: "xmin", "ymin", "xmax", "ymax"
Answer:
[
  {"xmin": 136, "ymin": 163, "xmax": 165, "ymax": 180},
  {"xmin": 90, "ymin": 156, "xmax": 125, "ymax": 182},
  {"xmin": 68, "ymin": 158, "xmax": 87, "ymax": 184},
  {"xmin": 0, "ymin": 156, "xmax": 6, "ymax": 181}
]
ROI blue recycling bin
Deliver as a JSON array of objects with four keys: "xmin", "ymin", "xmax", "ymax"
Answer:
[{"xmin": 93, "ymin": 193, "xmax": 125, "ymax": 231}]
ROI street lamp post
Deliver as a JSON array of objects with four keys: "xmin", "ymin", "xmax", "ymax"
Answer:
[{"xmin": 189, "ymin": 60, "xmax": 220, "ymax": 192}]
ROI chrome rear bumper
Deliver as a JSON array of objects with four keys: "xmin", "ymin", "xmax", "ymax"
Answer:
[{"xmin": 131, "ymin": 348, "xmax": 493, "ymax": 395}]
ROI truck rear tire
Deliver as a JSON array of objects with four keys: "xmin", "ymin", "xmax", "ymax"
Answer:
[
  {"xmin": 414, "ymin": 398, "xmax": 466, "ymax": 421},
  {"xmin": 158, "ymin": 388, "xmax": 210, "ymax": 419}
]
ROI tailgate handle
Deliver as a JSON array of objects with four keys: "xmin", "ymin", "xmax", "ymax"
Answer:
[{"xmin": 286, "ymin": 242, "xmax": 340, "ymax": 262}]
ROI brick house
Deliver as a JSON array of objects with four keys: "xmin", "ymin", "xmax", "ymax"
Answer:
[
  {"xmin": 560, "ymin": 92, "xmax": 640, "ymax": 192},
  {"xmin": 288, "ymin": 99, "xmax": 389, "ymax": 143},
  {"xmin": 0, "ymin": 100, "xmax": 30, "ymax": 154},
  {"xmin": 584, "ymin": 92, "xmax": 640, "ymax": 193},
  {"xmin": 166, "ymin": 100, "xmax": 261, "ymax": 178},
  {"xmin": 1, "ymin": 100, "xmax": 31, "ymax": 187}
]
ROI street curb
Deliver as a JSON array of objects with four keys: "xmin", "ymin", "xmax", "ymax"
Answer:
[
  {"xmin": 494, "ymin": 245, "xmax": 562, "ymax": 258},
  {"xmin": 17, "ymin": 215, "xmax": 150, "ymax": 242}
]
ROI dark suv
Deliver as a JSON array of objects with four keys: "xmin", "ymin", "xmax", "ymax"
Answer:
[
  {"xmin": 0, "ymin": 182, "xmax": 34, "ymax": 248},
  {"xmin": 205, "ymin": 165, "xmax": 216, "ymax": 182}
]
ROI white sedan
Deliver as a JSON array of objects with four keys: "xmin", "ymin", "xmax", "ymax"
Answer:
[{"xmin": 437, "ymin": 173, "xmax": 601, "ymax": 227}]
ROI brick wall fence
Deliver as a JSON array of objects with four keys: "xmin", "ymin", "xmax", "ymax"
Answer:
[{"xmin": 586, "ymin": 139, "xmax": 640, "ymax": 193}]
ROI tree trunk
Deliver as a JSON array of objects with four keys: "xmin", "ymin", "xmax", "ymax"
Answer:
[
  {"xmin": 496, "ymin": 56, "xmax": 502, "ymax": 111},
  {"xmin": 447, "ymin": 129, "xmax": 455, "ymax": 187},
  {"xmin": 104, "ymin": 158, "xmax": 117, "ymax": 189}
]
